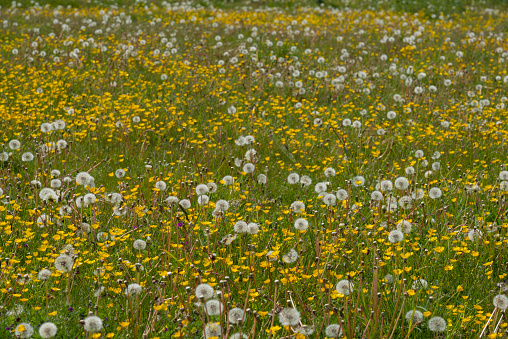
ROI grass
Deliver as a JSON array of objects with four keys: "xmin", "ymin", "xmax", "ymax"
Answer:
[{"xmin": 0, "ymin": 0, "xmax": 508, "ymax": 338}]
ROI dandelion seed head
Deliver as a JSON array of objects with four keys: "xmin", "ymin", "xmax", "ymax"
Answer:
[
  {"xmin": 84, "ymin": 316, "xmax": 103, "ymax": 333},
  {"xmin": 39, "ymin": 322, "xmax": 57, "ymax": 338},
  {"xmin": 325, "ymin": 324, "xmax": 342, "ymax": 337},
  {"xmin": 336, "ymin": 279, "xmax": 353, "ymax": 295},
  {"xmin": 493, "ymin": 294, "xmax": 508, "ymax": 310},
  {"xmin": 428, "ymin": 316, "xmax": 447, "ymax": 332},
  {"xmin": 278, "ymin": 307, "xmax": 301, "ymax": 326}
]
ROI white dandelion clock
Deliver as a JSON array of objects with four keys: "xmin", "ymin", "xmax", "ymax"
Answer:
[
  {"xmin": 242, "ymin": 163, "xmax": 255, "ymax": 173},
  {"xmin": 468, "ymin": 229, "xmax": 482, "ymax": 241},
  {"xmin": 288, "ymin": 173, "xmax": 300, "ymax": 184},
  {"xmin": 196, "ymin": 184, "xmax": 209, "ymax": 196},
  {"xmin": 54, "ymin": 254, "xmax": 74, "ymax": 272},
  {"xmin": 228, "ymin": 308, "xmax": 245, "ymax": 324},
  {"xmin": 324, "ymin": 167, "xmax": 336, "ymax": 177},
  {"xmin": 222, "ymin": 175, "xmax": 234, "ymax": 185},
  {"xmin": 155, "ymin": 180, "xmax": 167, "ymax": 191},
  {"xmin": 290, "ymin": 201, "xmax": 305, "ymax": 214},
  {"xmin": 396, "ymin": 220, "xmax": 412, "ymax": 234},
  {"xmin": 133, "ymin": 239, "xmax": 147, "ymax": 250},
  {"xmin": 84, "ymin": 316, "xmax": 103, "ymax": 333},
  {"xmin": 282, "ymin": 249, "xmax": 299, "ymax": 264},
  {"xmin": 195, "ymin": 284, "xmax": 214, "ymax": 300},
  {"xmin": 205, "ymin": 299, "xmax": 223, "ymax": 316},
  {"xmin": 493, "ymin": 294, "xmax": 508, "ymax": 310},
  {"xmin": 204, "ymin": 322, "xmax": 222, "ymax": 338},
  {"xmin": 247, "ymin": 223, "xmax": 259, "ymax": 235},
  {"xmin": 394, "ymin": 177, "xmax": 409, "ymax": 190},
  {"xmin": 126, "ymin": 283, "xmax": 142, "ymax": 296},
  {"xmin": 336, "ymin": 189, "xmax": 348, "ymax": 201},
  {"xmin": 405, "ymin": 310, "xmax": 424, "ymax": 324},
  {"xmin": 300, "ymin": 175, "xmax": 312, "ymax": 187},
  {"xmin": 428, "ymin": 187, "xmax": 442, "ymax": 199},
  {"xmin": 428, "ymin": 316, "xmax": 447, "ymax": 332},
  {"xmin": 323, "ymin": 193, "xmax": 336, "ymax": 206},
  {"xmin": 234, "ymin": 221, "xmax": 247, "ymax": 233},
  {"xmin": 215, "ymin": 199, "xmax": 229, "ymax": 211},
  {"xmin": 325, "ymin": 324, "xmax": 342, "ymax": 338},
  {"xmin": 198, "ymin": 195, "xmax": 209, "ymax": 205},
  {"xmin": 294, "ymin": 218, "xmax": 309, "ymax": 231},
  {"xmin": 336, "ymin": 279, "xmax": 353, "ymax": 295},
  {"xmin": 179, "ymin": 199, "xmax": 191, "ymax": 210},
  {"xmin": 388, "ymin": 230, "xmax": 404, "ymax": 243},
  {"xmin": 39, "ymin": 322, "xmax": 58, "ymax": 338},
  {"xmin": 278, "ymin": 308, "xmax": 301, "ymax": 326},
  {"xmin": 15, "ymin": 323, "xmax": 34, "ymax": 339}
]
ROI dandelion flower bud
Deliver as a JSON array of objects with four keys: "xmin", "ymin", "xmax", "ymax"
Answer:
[
  {"xmin": 83, "ymin": 316, "xmax": 103, "ymax": 333},
  {"xmin": 278, "ymin": 308, "xmax": 301, "ymax": 326},
  {"xmin": 336, "ymin": 280, "xmax": 353, "ymax": 295},
  {"xmin": 39, "ymin": 322, "xmax": 58, "ymax": 338},
  {"xmin": 428, "ymin": 316, "xmax": 447, "ymax": 332},
  {"xmin": 15, "ymin": 323, "xmax": 34, "ymax": 339}
]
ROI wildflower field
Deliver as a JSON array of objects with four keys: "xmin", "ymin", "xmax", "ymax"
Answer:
[{"xmin": 2, "ymin": 0, "xmax": 508, "ymax": 337}]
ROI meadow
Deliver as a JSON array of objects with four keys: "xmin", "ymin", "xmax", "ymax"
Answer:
[{"xmin": 1, "ymin": 0, "xmax": 508, "ymax": 338}]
